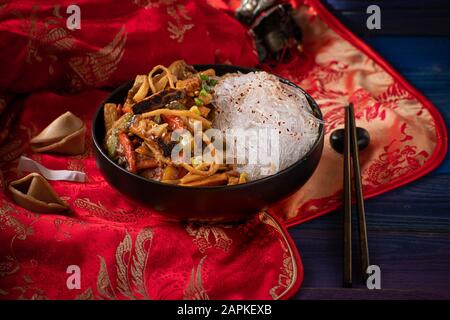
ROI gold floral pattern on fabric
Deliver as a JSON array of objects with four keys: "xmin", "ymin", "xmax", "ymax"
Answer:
[
  {"xmin": 66, "ymin": 157, "xmax": 86, "ymax": 175},
  {"xmin": 68, "ymin": 26, "xmax": 127, "ymax": 90},
  {"xmin": 0, "ymin": 255, "xmax": 19, "ymax": 278},
  {"xmin": 183, "ymin": 256, "xmax": 209, "ymax": 300},
  {"xmin": 269, "ymin": 240, "xmax": 294, "ymax": 299},
  {"xmin": 53, "ymin": 217, "xmax": 86, "ymax": 241},
  {"xmin": 75, "ymin": 228, "xmax": 213, "ymax": 300},
  {"xmin": 134, "ymin": 0, "xmax": 194, "ymax": 43},
  {"xmin": 364, "ymin": 132, "xmax": 429, "ymax": 186},
  {"xmin": 0, "ymin": 202, "xmax": 44, "ymax": 299},
  {"xmin": 166, "ymin": 4, "xmax": 194, "ymax": 42},
  {"xmin": 82, "ymin": 227, "xmax": 154, "ymax": 300},
  {"xmin": 13, "ymin": 5, "xmax": 76, "ymax": 75},
  {"xmin": 73, "ymin": 197, "xmax": 147, "ymax": 222},
  {"xmin": 6, "ymin": 274, "xmax": 48, "ymax": 300},
  {"xmin": 76, "ymin": 287, "xmax": 94, "ymax": 300},
  {"xmin": 186, "ymin": 223, "xmax": 232, "ymax": 253},
  {"xmin": 259, "ymin": 212, "xmax": 298, "ymax": 300},
  {"xmin": 0, "ymin": 201, "xmax": 35, "ymax": 242}
]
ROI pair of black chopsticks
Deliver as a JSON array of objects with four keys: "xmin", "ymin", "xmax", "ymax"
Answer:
[{"xmin": 342, "ymin": 103, "xmax": 370, "ymax": 288}]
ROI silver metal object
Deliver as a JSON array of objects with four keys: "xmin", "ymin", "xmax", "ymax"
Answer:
[{"xmin": 236, "ymin": 0, "xmax": 277, "ymax": 25}]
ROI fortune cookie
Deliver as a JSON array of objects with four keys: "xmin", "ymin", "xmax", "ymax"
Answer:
[
  {"xmin": 8, "ymin": 173, "xmax": 69, "ymax": 213},
  {"xmin": 30, "ymin": 111, "xmax": 86, "ymax": 155}
]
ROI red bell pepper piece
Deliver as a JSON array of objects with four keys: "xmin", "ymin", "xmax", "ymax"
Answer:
[
  {"xmin": 118, "ymin": 132, "xmax": 137, "ymax": 173},
  {"xmin": 162, "ymin": 114, "xmax": 185, "ymax": 130}
]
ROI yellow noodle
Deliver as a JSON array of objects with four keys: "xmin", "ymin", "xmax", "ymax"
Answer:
[
  {"xmin": 180, "ymin": 162, "xmax": 220, "ymax": 176},
  {"xmin": 148, "ymin": 65, "xmax": 175, "ymax": 94},
  {"xmin": 180, "ymin": 173, "xmax": 228, "ymax": 187},
  {"xmin": 202, "ymin": 133, "xmax": 222, "ymax": 163},
  {"xmin": 141, "ymin": 109, "xmax": 211, "ymax": 128},
  {"xmin": 161, "ymin": 179, "xmax": 180, "ymax": 185},
  {"xmin": 179, "ymin": 173, "xmax": 205, "ymax": 184},
  {"xmin": 133, "ymin": 76, "xmax": 150, "ymax": 102}
]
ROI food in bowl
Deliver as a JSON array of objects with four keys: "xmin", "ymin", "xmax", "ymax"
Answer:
[
  {"xmin": 103, "ymin": 60, "xmax": 321, "ymax": 187},
  {"xmin": 213, "ymin": 71, "xmax": 321, "ymax": 180},
  {"xmin": 93, "ymin": 63, "xmax": 324, "ymax": 220}
]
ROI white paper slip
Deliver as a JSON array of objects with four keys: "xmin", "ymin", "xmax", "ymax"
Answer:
[{"xmin": 17, "ymin": 156, "xmax": 86, "ymax": 182}]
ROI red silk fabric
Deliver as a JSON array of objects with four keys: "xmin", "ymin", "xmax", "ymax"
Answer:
[
  {"xmin": 0, "ymin": 0, "xmax": 447, "ymax": 299},
  {"xmin": 0, "ymin": 0, "xmax": 257, "ymax": 93},
  {"xmin": 0, "ymin": 93, "xmax": 302, "ymax": 300}
]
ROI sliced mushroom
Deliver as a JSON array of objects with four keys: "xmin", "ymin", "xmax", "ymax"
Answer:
[
  {"xmin": 168, "ymin": 60, "xmax": 196, "ymax": 80},
  {"xmin": 132, "ymin": 89, "xmax": 186, "ymax": 114}
]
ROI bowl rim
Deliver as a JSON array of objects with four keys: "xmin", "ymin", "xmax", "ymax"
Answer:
[{"xmin": 92, "ymin": 64, "xmax": 324, "ymax": 190}]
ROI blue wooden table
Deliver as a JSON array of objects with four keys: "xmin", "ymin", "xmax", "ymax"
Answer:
[{"xmin": 290, "ymin": 1, "xmax": 450, "ymax": 299}]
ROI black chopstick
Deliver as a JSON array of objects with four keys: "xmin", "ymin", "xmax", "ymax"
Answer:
[
  {"xmin": 348, "ymin": 103, "xmax": 370, "ymax": 280},
  {"xmin": 343, "ymin": 104, "xmax": 352, "ymax": 288},
  {"xmin": 342, "ymin": 103, "xmax": 370, "ymax": 288}
]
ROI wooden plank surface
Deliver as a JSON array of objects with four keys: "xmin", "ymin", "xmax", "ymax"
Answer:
[
  {"xmin": 290, "ymin": 174, "xmax": 450, "ymax": 299},
  {"xmin": 322, "ymin": 0, "xmax": 450, "ymax": 35}
]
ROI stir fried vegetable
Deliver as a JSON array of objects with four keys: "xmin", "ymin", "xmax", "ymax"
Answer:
[
  {"xmin": 103, "ymin": 60, "xmax": 247, "ymax": 187},
  {"xmin": 104, "ymin": 103, "xmax": 120, "ymax": 132},
  {"xmin": 118, "ymin": 132, "xmax": 137, "ymax": 173},
  {"xmin": 105, "ymin": 112, "xmax": 133, "ymax": 158}
]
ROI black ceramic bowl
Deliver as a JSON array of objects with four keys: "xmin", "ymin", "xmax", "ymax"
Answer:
[{"xmin": 92, "ymin": 65, "xmax": 324, "ymax": 222}]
